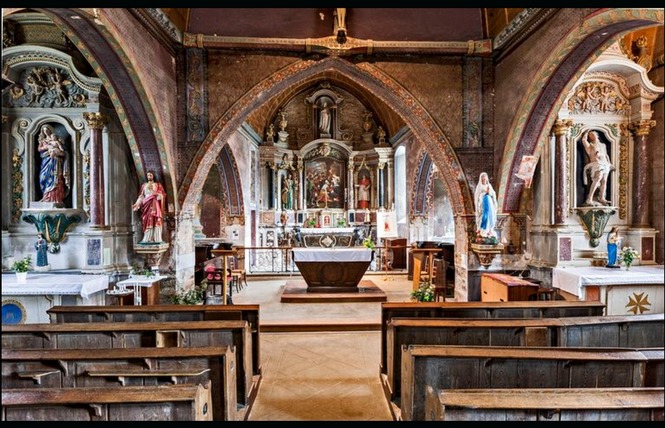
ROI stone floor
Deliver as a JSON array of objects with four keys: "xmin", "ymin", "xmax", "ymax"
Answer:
[{"xmin": 231, "ymin": 272, "xmax": 413, "ymax": 421}]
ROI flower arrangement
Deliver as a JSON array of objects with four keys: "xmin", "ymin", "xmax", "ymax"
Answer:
[
  {"xmin": 470, "ymin": 230, "xmax": 499, "ymax": 245},
  {"xmin": 169, "ymin": 280, "xmax": 206, "ymax": 305},
  {"xmin": 411, "ymin": 281, "xmax": 435, "ymax": 302},
  {"xmin": 305, "ymin": 217, "xmax": 317, "ymax": 228},
  {"xmin": 362, "ymin": 237, "xmax": 375, "ymax": 250},
  {"xmin": 130, "ymin": 263, "xmax": 155, "ymax": 278},
  {"xmin": 11, "ymin": 256, "xmax": 32, "ymax": 273},
  {"xmin": 618, "ymin": 246, "xmax": 639, "ymax": 268}
]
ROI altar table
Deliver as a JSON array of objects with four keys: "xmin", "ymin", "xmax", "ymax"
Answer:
[
  {"xmin": 552, "ymin": 265, "xmax": 664, "ymax": 315},
  {"xmin": 292, "ymin": 248, "xmax": 373, "ymax": 292},
  {"xmin": 2, "ymin": 273, "xmax": 109, "ymax": 323}
]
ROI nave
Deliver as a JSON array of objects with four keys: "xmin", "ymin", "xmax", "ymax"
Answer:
[{"xmin": 225, "ymin": 273, "xmax": 410, "ymax": 421}]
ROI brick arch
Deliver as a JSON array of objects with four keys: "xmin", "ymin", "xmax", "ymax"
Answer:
[
  {"xmin": 498, "ymin": 8, "xmax": 663, "ymax": 213},
  {"xmin": 38, "ymin": 8, "xmax": 176, "ymax": 207},
  {"xmin": 179, "ymin": 57, "xmax": 474, "ymax": 217},
  {"xmin": 411, "ymin": 151, "xmax": 435, "ymax": 216},
  {"xmin": 217, "ymin": 145, "xmax": 244, "ymax": 220}
]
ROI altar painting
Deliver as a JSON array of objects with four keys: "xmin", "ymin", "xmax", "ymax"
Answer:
[{"xmin": 304, "ymin": 158, "xmax": 345, "ymax": 209}]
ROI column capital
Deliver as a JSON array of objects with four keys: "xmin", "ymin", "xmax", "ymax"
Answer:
[
  {"xmin": 552, "ymin": 119, "xmax": 573, "ymax": 136},
  {"xmin": 629, "ymin": 119, "xmax": 656, "ymax": 137},
  {"xmin": 83, "ymin": 112, "xmax": 108, "ymax": 129}
]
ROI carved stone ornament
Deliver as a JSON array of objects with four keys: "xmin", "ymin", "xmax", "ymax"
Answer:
[
  {"xmin": 21, "ymin": 208, "xmax": 83, "ymax": 253},
  {"xmin": 575, "ymin": 206, "xmax": 616, "ymax": 248},
  {"xmin": 470, "ymin": 243, "xmax": 504, "ymax": 269}
]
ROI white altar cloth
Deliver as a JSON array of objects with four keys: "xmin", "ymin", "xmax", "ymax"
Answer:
[
  {"xmin": 2, "ymin": 273, "xmax": 109, "ymax": 299},
  {"xmin": 292, "ymin": 248, "xmax": 373, "ymax": 262},
  {"xmin": 552, "ymin": 265, "xmax": 664, "ymax": 297}
]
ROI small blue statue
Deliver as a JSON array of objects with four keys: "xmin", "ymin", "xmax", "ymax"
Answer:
[
  {"xmin": 35, "ymin": 233, "xmax": 49, "ymax": 268},
  {"xmin": 606, "ymin": 226, "xmax": 621, "ymax": 268}
]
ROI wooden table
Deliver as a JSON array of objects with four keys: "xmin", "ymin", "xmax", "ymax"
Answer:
[
  {"xmin": 411, "ymin": 248, "xmax": 441, "ymax": 291},
  {"xmin": 211, "ymin": 249, "xmax": 237, "ymax": 305},
  {"xmin": 113, "ymin": 275, "xmax": 167, "ymax": 306},
  {"xmin": 480, "ymin": 273, "xmax": 540, "ymax": 302}
]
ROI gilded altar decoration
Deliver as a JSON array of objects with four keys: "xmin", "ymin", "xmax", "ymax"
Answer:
[
  {"xmin": 567, "ymin": 81, "xmax": 628, "ymax": 115},
  {"xmin": 575, "ymin": 206, "xmax": 616, "ymax": 248},
  {"xmin": 9, "ymin": 66, "xmax": 88, "ymax": 108},
  {"xmin": 21, "ymin": 209, "xmax": 83, "ymax": 253}
]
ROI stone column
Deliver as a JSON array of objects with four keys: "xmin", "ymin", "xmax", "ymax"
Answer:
[
  {"xmin": 628, "ymin": 120, "xmax": 656, "ymax": 227},
  {"xmin": 552, "ymin": 119, "xmax": 573, "ymax": 224},
  {"xmin": 385, "ymin": 160, "xmax": 394, "ymax": 210},
  {"xmin": 83, "ymin": 112, "xmax": 107, "ymax": 228},
  {"xmin": 377, "ymin": 162, "xmax": 386, "ymax": 209}
]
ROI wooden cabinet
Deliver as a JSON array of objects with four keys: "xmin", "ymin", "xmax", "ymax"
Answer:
[
  {"xmin": 481, "ymin": 273, "xmax": 539, "ymax": 302},
  {"xmin": 385, "ymin": 238, "xmax": 407, "ymax": 269}
]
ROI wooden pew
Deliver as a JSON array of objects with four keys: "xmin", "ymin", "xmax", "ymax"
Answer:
[
  {"xmin": 380, "ymin": 301, "xmax": 606, "ymax": 373},
  {"xmin": 2, "ymin": 346, "xmax": 237, "ymax": 421},
  {"xmin": 641, "ymin": 348, "xmax": 665, "ymax": 387},
  {"xmin": 384, "ymin": 313, "xmax": 664, "ymax": 405},
  {"xmin": 424, "ymin": 387, "xmax": 665, "ymax": 421},
  {"xmin": 1, "ymin": 382, "xmax": 214, "ymax": 421},
  {"xmin": 2, "ymin": 320, "xmax": 255, "ymax": 412},
  {"xmin": 46, "ymin": 304, "xmax": 262, "ymax": 377},
  {"xmin": 401, "ymin": 345, "xmax": 654, "ymax": 421}
]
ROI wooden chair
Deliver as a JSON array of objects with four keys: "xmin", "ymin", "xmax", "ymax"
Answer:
[
  {"xmin": 228, "ymin": 255, "xmax": 247, "ymax": 292},
  {"xmin": 204, "ymin": 267, "xmax": 234, "ymax": 302},
  {"xmin": 433, "ymin": 258, "xmax": 454, "ymax": 301}
]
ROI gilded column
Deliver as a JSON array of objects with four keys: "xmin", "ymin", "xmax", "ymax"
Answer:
[
  {"xmin": 83, "ymin": 112, "xmax": 107, "ymax": 228},
  {"xmin": 628, "ymin": 120, "xmax": 656, "ymax": 227},
  {"xmin": 552, "ymin": 119, "xmax": 573, "ymax": 224}
]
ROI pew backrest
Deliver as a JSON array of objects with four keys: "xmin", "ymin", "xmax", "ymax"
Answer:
[
  {"xmin": 46, "ymin": 304, "xmax": 261, "ymax": 376},
  {"xmin": 2, "ymin": 346, "xmax": 237, "ymax": 421},
  {"xmin": 401, "ymin": 344, "xmax": 651, "ymax": 421},
  {"xmin": 1, "ymin": 381, "xmax": 214, "ymax": 421},
  {"xmin": 380, "ymin": 301, "xmax": 606, "ymax": 373},
  {"xmin": 424, "ymin": 386, "xmax": 664, "ymax": 421},
  {"xmin": 2, "ymin": 319, "xmax": 254, "ymax": 407}
]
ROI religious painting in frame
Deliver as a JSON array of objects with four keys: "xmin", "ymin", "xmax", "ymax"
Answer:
[{"xmin": 304, "ymin": 157, "xmax": 346, "ymax": 209}]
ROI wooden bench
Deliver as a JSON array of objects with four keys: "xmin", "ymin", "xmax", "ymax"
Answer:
[
  {"xmin": 400, "ymin": 345, "xmax": 656, "ymax": 420},
  {"xmin": 2, "ymin": 346, "xmax": 237, "ymax": 421},
  {"xmin": 46, "ymin": 304, "xmax": 261, "ymax": 377},
  {"xmin": 424, "ymin": 387, "xmax": 665, "ymax": 421},
  {"xmin": 384, "ymin": 313, "xmax": 664, "ymax": 405},
  {"xmin": 1, "ymin": 382, "xmax": 214, "ymax": 421},
  {"xmin": 2, "ymin": 319, "xmax": 255, "ymax": 412},
  {"xmin": 380, "ymin": 300, "xmax": 606, "ymax": 373}
]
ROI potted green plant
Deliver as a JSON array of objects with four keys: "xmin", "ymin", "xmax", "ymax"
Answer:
[
  {"xmin": 411, "ymin": 280, "xmax": 435, "ymax": 302},
  {"xmin": 362, "ymin": 237, "xmax": 375, "ymax": 250},
  {"xmin": 169, "ymin": 280, "xmax": 206, "ymax": 305},
  {"xmin": 12, "ymin": 256, "xmax": 32, "ymax": 283},
  {"xmin": 618, "ymin": 246, "xmax": 640, "ymax": 270}
]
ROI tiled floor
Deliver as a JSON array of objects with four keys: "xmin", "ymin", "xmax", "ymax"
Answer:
[{"xmin": 232, "ymin": 272, "xmax": 413, "ymax": 421}]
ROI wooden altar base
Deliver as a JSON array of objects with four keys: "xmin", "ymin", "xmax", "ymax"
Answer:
[{"xmin": 280, "ymin": 280, "xmax": 387, "ymax": 303}]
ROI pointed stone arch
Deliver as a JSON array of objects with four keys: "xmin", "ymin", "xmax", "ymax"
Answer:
[
  {"xmin": 35, "ymin": 8, "xmax": 177, "ymax": 208},
  {"xmin": 179, "ymin": 56, "xmax": 473, "ymax": 219},
  {"xmin": 498, "ymin": 8, "xmax": 663, "ymax": 213}
]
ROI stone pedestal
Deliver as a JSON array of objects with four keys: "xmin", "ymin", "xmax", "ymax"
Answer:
[{"xmin": 134, "ymin": 242, "xmax": 170, "ymax": 272}]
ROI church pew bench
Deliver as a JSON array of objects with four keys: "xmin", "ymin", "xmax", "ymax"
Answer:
[
  {"xmin": 2, "ymin": 319, "xmax": 255, "ymax": 411},
  {"xmin": 46, "ymin": 303, "xmax": 261, "ymax": 376},
  {"xmin": 423, "ymin": 386, "xmax": 665, "ymax": 421},
  {"xmin": 1, "ymin": 381, "xmax": 214, "ymax": 421},
  {"xmin": 2, "ymin": 346, "xmax": 237, "ymax": 421},
  {"xmin": 384, "ymin": 313, "xmax": 664, "ymax": 405},
  {"xmin": 640, "ymin": 348, "xmax": 665, "ymax": 387},
  {"xmin": 380, "ymin": 300, "xmax": 606, "ymax": 373},
  {"xmin": 400, "ymin": 345, "xmax": 654, "ymax": 421}
]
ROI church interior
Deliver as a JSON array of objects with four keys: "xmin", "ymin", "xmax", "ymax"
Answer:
[{"xmin": 1, "ymin": 8, "xmax": 664, "ymax": 422}]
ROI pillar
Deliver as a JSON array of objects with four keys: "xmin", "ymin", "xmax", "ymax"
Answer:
[
  {"xmin": 83, "ymin": 112, "xmax": 107, "ymax": 228},
  {"xmin": 628, "ymin": 120, "xmax": 656, "ymax": 227},
  {"xmin": 552, "ymin": 119, "xmax": 573, "ymax": 224}
]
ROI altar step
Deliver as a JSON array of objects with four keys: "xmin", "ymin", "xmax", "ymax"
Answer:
[{"xmin": 260, "ymin": 321, "xmax": 381, "ymax": 333}]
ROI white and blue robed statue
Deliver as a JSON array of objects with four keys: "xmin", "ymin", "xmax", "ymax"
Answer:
[{"xmin": 474, "ymin": 172, "xmax": 498, "ymax": 240}]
